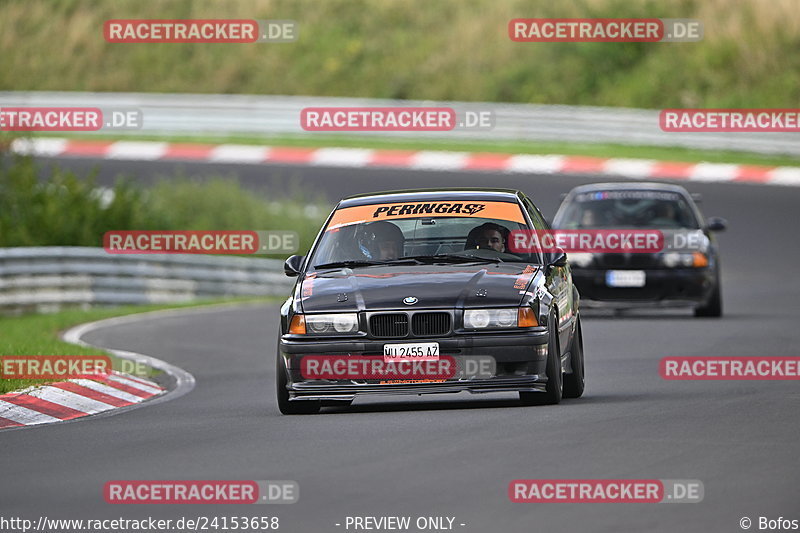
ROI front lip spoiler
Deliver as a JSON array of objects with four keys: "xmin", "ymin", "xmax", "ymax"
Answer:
[
  {"xmin": 580, "ymin": 299, "xmax": 703, "ymax": 309},
  {"xmin": 287, "ymin": 376, "xmax": 545, "ymax": 401},
  {"xmin": 280, "ymin": 328, "xmax": 549, "ymax": 354}
]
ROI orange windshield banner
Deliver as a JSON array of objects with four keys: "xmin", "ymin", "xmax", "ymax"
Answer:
[{"xmin": 327, "ymin": 201, "xmax": 526, "ymax": 230}]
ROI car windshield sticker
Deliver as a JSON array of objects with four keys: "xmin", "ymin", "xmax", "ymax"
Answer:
[
  {"xmin": 575, "ymin": 191, "xmax": 682, "ymax": 202},
  {"xmin": 326, "ymin": 201, "xmax": 526, "ymax": 230}
]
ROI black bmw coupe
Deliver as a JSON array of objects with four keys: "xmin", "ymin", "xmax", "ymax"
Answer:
[{"xmin": 276, "ymin": 188, "xmax": 585, "ymax": 414}]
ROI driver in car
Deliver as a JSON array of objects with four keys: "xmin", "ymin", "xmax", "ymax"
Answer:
[
  {"xmin": 465, "ymin": 222, "xmax": 509, "ymax": 253},
  {"xmin": 648, "ymin": 202, "xmax": 679, "ymax": 227},
  {"xmin": 358, "ymin": 221, "xmax": 405, "ymax": 260}
]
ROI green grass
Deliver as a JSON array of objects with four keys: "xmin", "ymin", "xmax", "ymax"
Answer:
[
  {"xmin": 32, "ymin": 131, "xmax": 800, "ymax": 168},
  {"xmin": 0, "ymin": 150, "xmax": 330, "ymax": 255},
  {"xmin": 1, "ymin": 0, "xmax": 798, "ymax": 108},
  {"xmin": 0, "ymin": 297, "xmax": 277, "ymax": 395}
]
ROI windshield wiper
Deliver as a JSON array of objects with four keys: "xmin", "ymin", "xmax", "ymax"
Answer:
[
  {"xmin": 313, "ymin": 260, "xmax": 394, "ymax": 269},
  {"xmin": 314, "ymin": 254, "xmax": 506, "ymax": 270},
  {"xmin": 313, "ymin": 258, "xmax": 424, "ymax": 270},
  {"xmin": 398, "ymin": 254, "xmax": 504, "ymax": 264}
]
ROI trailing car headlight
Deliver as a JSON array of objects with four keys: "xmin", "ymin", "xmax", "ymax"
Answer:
[
  {"xmin": 663, "ymin": 252, "xmax": 709, "ymax": 268},
  {"xmin": 662, "ymin": 252, "xmax": 681, "ymax": 267},
  {"xmin": 464, "ymin": 308, "xmax": 537, "ymax": 329},
  {"xmin": 294, "ymin": 313, "xmax": 359, "ymax": 334},
  {"xmin": 569, "ymin": 252, "xmax": 594, "ymax": 268}
]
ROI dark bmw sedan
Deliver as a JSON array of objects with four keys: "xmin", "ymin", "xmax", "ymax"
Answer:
[
  {"xmin": 276, "ymin": 188, "xmax": 585, "ymax": 414},
  {"xmin": 552, "ymin": 183, "xmax": 726, "ymax": 317}
]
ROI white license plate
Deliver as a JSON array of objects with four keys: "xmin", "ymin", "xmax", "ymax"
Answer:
[
  {"xmin": 606, "ymin": 270, "xmax": 646, "ymax": 288},
  {"xmin": 383, "ymin": 342, "xmax": 440, "ymax": 362}
]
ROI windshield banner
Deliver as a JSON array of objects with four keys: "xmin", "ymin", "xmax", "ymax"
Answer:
[{"xmin": 327, "ymin": 201, "xmax": 526, "ymax": 230}]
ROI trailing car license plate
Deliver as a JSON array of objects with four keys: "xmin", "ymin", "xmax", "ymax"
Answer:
[
  {"xmin": 606, "ymin": 270, "xmax": 646, "ymax": 288},
  {"xmin": 383, "ymin": 342, "xmax": 439, "ymax": 362}
]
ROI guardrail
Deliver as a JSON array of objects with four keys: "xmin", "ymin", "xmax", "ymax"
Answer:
[
  {"xmin": 1, "ymin": 91, "xmax": 798, "ymax": 156},
  {"xmin": 0, "ymin": 247, "xmax": 293, "ymax": 314}
]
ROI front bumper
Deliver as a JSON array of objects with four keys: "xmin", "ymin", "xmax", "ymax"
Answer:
[
  {"xmin": 279, "ymin": 330, "xmax": 550, "ymax": 401},
  {"xmin": 572, "ymin": 267, "xmax": 716, "ymax": 307}
]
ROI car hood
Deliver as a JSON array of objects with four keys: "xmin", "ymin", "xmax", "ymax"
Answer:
[{"xmin": 300, "ymin": 263, "xmax": 540, "ymax": 312}]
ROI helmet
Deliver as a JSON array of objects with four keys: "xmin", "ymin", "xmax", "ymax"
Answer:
[{"xmin": 357, "ymin": 221, "xmax": 405, "ymax": 259}]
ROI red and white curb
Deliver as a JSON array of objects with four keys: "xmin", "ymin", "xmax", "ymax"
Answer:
[
  {"xmin": 0, "ymin": 306, "xmax": 200, "ymax": 431},
  {"xmin": 10, "ymin": 137, "xmax": 800, "ymax": 187},
  {"xmin": 0, "ymin": 372, "xmax": 164, "ymax": 429}
]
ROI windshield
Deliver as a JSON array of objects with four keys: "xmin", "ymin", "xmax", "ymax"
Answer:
[
  {"xmin": 556, "ymin": 190, "xmax": 699, "ymax": 230},
  {"xmin": 310, "ymin": 200, "xmax": 539, "ymax": 268}
]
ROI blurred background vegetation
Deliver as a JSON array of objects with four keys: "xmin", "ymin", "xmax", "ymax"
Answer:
[
  {"xmin": 0, "ymin": 0, "xmax": 798, "ymax": 108},
  {"xmin": 1, "ymin": 0, "xmax": 797, "ymax": 250},
  {"xmin": 0, "ymin": 140, "xmax": 328, "ymax": 254}
]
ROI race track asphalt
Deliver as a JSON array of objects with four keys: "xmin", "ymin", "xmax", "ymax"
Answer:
[{"xmin": 3, "ymin": 156, "xmax": 799, "ymax": 532}]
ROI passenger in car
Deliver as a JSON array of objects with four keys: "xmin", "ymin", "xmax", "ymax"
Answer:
[{"xmin": 465, "ymin": 222, "xmax": 510, "ymax": 252}]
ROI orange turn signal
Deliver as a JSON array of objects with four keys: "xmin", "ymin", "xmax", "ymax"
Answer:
[
  {"xmin": 518, "ymin": 307, "xmax": 538, "ymax": 327},
  {"xmin": 692, "ymin": 252, "xmax": 709, "ymax": 268},
  {"xmin": 289, "ymin": 314, "xmax": 306, "ymax": 334}
]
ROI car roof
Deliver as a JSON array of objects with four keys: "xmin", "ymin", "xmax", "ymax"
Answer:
[
  {"xmin": 339, "ymin": 188, "xmax": 522, "ymax": 208},
  {"xmin": 565, "ymin": 182, "xmax": 691, "ymax": 196}
]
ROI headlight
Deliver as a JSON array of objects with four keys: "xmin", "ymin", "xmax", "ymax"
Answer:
[
  {"xmin": 662, "ymin": 252, "xmax": 708, "ymax": 268},
  {"xmin": 303, "ymin": 313, "xmax": 359, "ymax": 334},
  {"xmin": 569, "ymin": 252, "xmax": 594, "ymax": 268},
  {"xmin": 663, "ymin": 252, "xmax": 681, "ymax": 267},
  {"xmin": 464, "ymin": 308, "xmax": 534, "ymax": 329},
  {"xmin": 494, "ymin": 308, "xmax": 517, "ymax": 327}
]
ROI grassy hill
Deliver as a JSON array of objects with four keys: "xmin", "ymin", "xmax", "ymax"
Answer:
[{"xmin": 1, "ymin": 0, "xmax": 798, "ymax": 108}]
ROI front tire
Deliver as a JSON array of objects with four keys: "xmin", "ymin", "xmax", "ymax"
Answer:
[
  {"xmin": 562, "ymin": 316, "xmax": 585, "ymax": 399},
  {"xmin": 276, "ymin": 354, "xmax": 320, "ymax": 415},
  {"xmin": 695, "ymin": 281, "xmax": 722, "ymax": 317},
  {"xmin": 520, "ymin": 314, "xmax": 563, "ymax": 406}
]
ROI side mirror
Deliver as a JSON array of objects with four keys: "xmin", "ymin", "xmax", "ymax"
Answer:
[
  {"xmin": 548, "ymin": 248, "xmax": 568, "ymax": 268},
  {"xmin": 284, "ymin": 255, "xmax": 305, "ymax": 277},
  {"xmin": 706, "ymin": 217, "xmax": 727, "ymax": 232}
]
